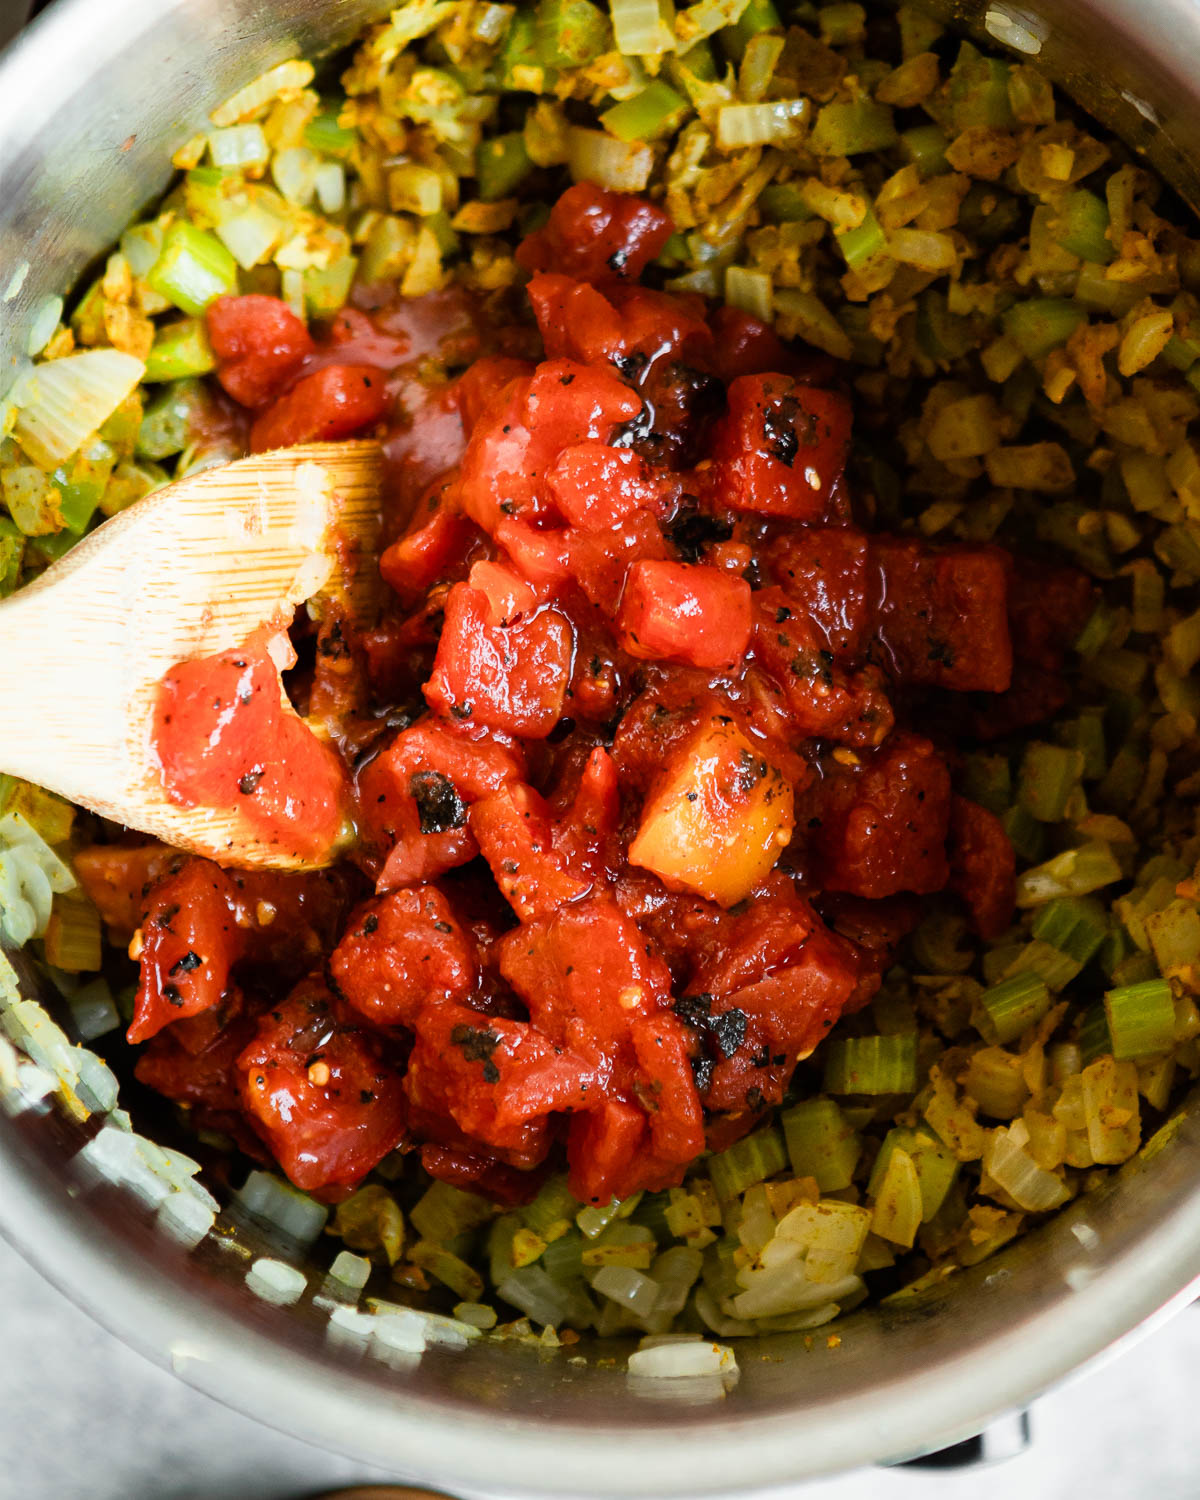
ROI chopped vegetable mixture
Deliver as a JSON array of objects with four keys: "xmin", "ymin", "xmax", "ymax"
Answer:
[{"xmin": 2, "ymin": 0, "xmax": 1200, "ymax": 1342}]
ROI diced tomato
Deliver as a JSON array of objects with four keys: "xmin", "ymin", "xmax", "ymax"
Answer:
[
  {"xmin": 873, "ymin": 536, "xmax": 1013, "ymax": 694},
  {"xmin": 707, "ymin": 376, "xmax": 852, "ymax": 518},
  {"xmin": 330, "ymin": 886, "xmax": 477, "ymax": 1027},
  {"xmin": 617, "ymin": 559, "xmax": 752, "ymax": 671},
  {"xmin": 356, "ymin": 716, "xmax": 524, "ymax": 888},
  {"xmin": 237, "ymin": 978, "xmax": 408, "ymax": 1193},
  {"xmin": 751, "ymin": 588, "xmax": 894, "ymax": 748},
  {"xmin": 128, "ymin": 859, "xmax": 242, "ymax": 1045},
  {"xmin": 249, "ymin": 364, "xmax": 388, "ymax": 452},
  {"xmin": 73, "ymin": 844, "xmax": 178, "ymax": 939},
  {"xmin": 1007, "ymin": 561, "xmax": 1095, "ymax": 670},
  {"xmin": 405, "ymin": 1002, "xmax": 600, "ymax": 1159},
  {"xmin": 493, "ymin": 518, "xmax": 572, "ymax": 588},
  {"xmin": 135, "ymin": 995, "xmax": 257, "ymax": 1117},
  {"xmin": 424, "ymin": 583, "xmax": 573, "ymax": 737},
  {"xmin": 379, "ymin": 482, "xmax": 481, "ymax": 602},
  {"xmin": 453, "ymin": 355, "xmax": 536, "ymax": 435},
  {"xmin": 527, "ymin": 276, "xmax": 627, "ymax": 365},
  {"xmin": 689, "ymin": 885, "xmax": 818, "ymax": 996},
  {"xmin": 206, "ymin": 294, "xmax": 314, "ymax": 409},
  {"xmin": 809, "ymin": 732, "xmax": 952, "ymax": 899},
  {"xmin": 546, "ymin": 442, "xmax": 664, "ymax": 531},
  {"xmin": 471, "ymin": 782, "xmax": 593, "ymax": 922},
  {"xmin": 628, "ymin": 1011, "xmax": 705, "ymax": 1165},
  {"xmin": 419, "ymin": 1144, "xmax": 542, "ymax": 1207},
  {"xmin": 549, "ymin": 745, "xmax": 621, "ymax": 887},
  {"xmin": 500, "ymin": 896, "xmax": 672, "ymax": 1062},
  {"xmin": 567, "ymin": 1096, "xmax": 647, "ymax": 1204},
  {"xmin": 766, "ymin": 525, "xmax": 874, "ymax": 659},
  {"xmin": 566, "ymin": 509, "xmax": 668, "ymax": 613},
  {"xmin": 948, "ymin": 795, "xmax": 1017, "ymax": 940},
  {"xmin": 466, "ymin": 558, "xmax": 550, "ymax": 624},
  {"xmin": 970, "ymin": 662, "xmax": 1071, "ymax": 741},
  {"xmin": 456, "ymin": 360, "xmax": 642, "ymax": 532},
  {"xmin": 707, "ymin": 305, "xmax": 825, "ymax": 382},
  {"xmin": 516, "ymin": 183, "xmax": 674, "ymax": 284}
]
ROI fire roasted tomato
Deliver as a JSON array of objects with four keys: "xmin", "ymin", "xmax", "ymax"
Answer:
[
  {"xmin": 330, "ymin": 886, "xmax": 477, "ymax": 1026},
  {"xmin": 249, "ymin": 364, "xmax": 388, "ymax": 452},
  {"xmin": 707, "ymin": 375, "xmax": 852, "ymax": 518},
  {"xmin": 237, "ymin": 978, "xmax": 408, "ymax": 1193},
  {"xmin": 207, "ymin": 294, "xmax": 314, "ymax": 408},
  {"xmin": 516, "ymin": 181, "xmax": 674, "ymax": 283}
]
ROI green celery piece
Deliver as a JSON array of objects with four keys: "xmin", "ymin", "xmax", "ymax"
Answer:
[
  {"xmin": 183, "ymin": 165, "xmax": 242, "ymax": 228},
  {"xmin": 497, "ymin": 9, "xmax": 557, "ymax": 92},
  {"xmin": 1163, "ymin": 333, "xmax": 1200, "ymax": 372},
  {"xmin": 957, "ymin": 183, "xmax": 1024, "ymax": 245},
  {"xmin": 0, "ymin": 516, "xmax": 24, "ymax": 596},
  {"xmin": 26, "ymin": 529, "xmax": 79, "ymax": 567},
  {"xmin": 304, "ymin": 105, "xmax": 357, "ymax": 157},
  {"xmin": 823, "ymin": 1033, "xmax": 918, "ymax": 1096},
  {"xmin": 540, "ymin": 1228, "xmax": 585, "ymax": 1280},
  {"xmin": 867, "ymin": 1125, "xmax": 959, "ymax": 1222},
  {"xmin": 1002, "ymin": 297, "xmax": 1086, "ymax": 360},
  {"xmin": 69, "ymin": 278, "xmax": 107, "ymax": 346},
  {"xmin": 1104, "ymin": 980, "xmax": 1175, "ymax": 1061},
  {"xmin": 900, "ymin": 123, "xmax": 949, "ymax": 178},
  {"xmin": 410, "ymin": 1179, "xmax": 495, "ymax": 1243},
  {"xmin": 143, "ymin": 318, "xmax": 217, "ymax": 383},
  {"xmin": 780, "ymin": 1098, "xmax": 861, "ymax": 1191},
  {"xmin": 1078, "ymin": 1003, "xmax": 1113, "ymax": 1065},
  {"xmin": 976, "ymin": 971, "xmax": 1051, "ymax": 1045},
  {"xmin": 1054, "ymin": 188, "xmax": 1113, "ymax": 263},
  {"xmin": 721, "ymin": 0, "xmax": 781, "ymax": 56},
  {"xmin": 602, "ymin": 81, "xmax": 689, "ymax": 143},
  {"xmin": 147, "ymin": 220, "xmax": 238, "ymax": 316},
  {"xmin": 50, "ymin": 439, "xmax": 116, "ymax": 533},
  {"xmin": 836, "ymin": 204, "xmax": 886, "ymax": 269},
  {"xmin": 655, "ymin": 229, "xmax": 689, "ymax": 267},
  {"xmin": 534, "ymin": 0, "xmax": 610, "ymax": 68},
  {"xmin": 487, "ymin": 1214, "xmax": 523, "ymax": 1287},
  {"xmin": 960, "ymin": 752, "xmax": 1012, "ymax": 815},
  {"xmin": 811, "ymin": 98, "xmax": 897, "ymax": 156},
  {"xmin": 1001, "ymin": 802, "xmax": 1045, "ymax": 863},
  {"xmin": 1031, "ymin": 896, "xmax": 1109, "ymax": 965},
  {"xmin": 675, "ymin": 39, "xmax": 717, "ymax": 81},
  {"xmin": 476, "ymin": 131, "xmax": 534, "ymax": 201},
  {"xmin": 1018, "ymin": 742, "xmax": 1085, "ymax": 822},
  {"xmin": 758, "ymin": 183, "xmax": 815, "ymax": 223},
  {"xmin": 945, "ymin": 41, "xmax": 1014, "ymax": 130},
  {"xmin": 522, "ymin": 1175, "xmax": 578, "ymax": 1237},
  {"xmin": 1098, "ymin": 924, "xmax": 1137, "ymax": 980},
  {"xmin": 304, "ymin": 257, "xmax": 358, "ymax": 316},
  {"xmin": 137, "ymin": 379, "xmax": 208, "ymax": 461},
  {"xmin": 707, "ymin": 1125, "xmax": 787, "ymax": 1200},
  {"xmin": 916, "ymin": 288, "xmax": 974, "ymax": 363},
  {"xmin": 897, "ymin": 3, "xmax": 942, "ymax": 57},
  {"xmin": 426, "ymin": 209, "xmax": 461, "ymax": 257},
  {"xmin": 1054, "ymin": 710, "xmax": 1106, "ymax": 780}
]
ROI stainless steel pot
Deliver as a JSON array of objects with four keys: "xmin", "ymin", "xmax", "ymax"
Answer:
[{"xmin": 2, "ymin": 1, "xmax": 1200, "ymax": 1493}]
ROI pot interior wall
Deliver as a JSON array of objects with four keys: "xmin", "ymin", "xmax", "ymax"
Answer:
[{"xmin": 2, "ymin": 0, "xmax": 1200, "ymax": 1492}]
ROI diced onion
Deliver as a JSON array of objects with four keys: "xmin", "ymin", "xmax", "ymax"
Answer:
[
  {"xmin": 497, "ymin": 1266, "xmax": 571, "ymax": 1327},
  {"xmin": 725, "ymin": 265, "xmax": 773, "ymax": 322},
  {"xmin": 592, "ymin": 1265, "xmax": 661, "ymax": 1320},
  {"xmin": 628, "ymin": 1340, "xmax": 737, "ymax": 1378},
  {"xmin": 68, "ymin": 977, "xmax": 119, "ymax": 1042},
  {"xmin": 315, "ymin": 161, "xmax": 347, "ymax": 215},
  {"xmin": 566, "ymin": 127, "xmax": 654, "ymax": 192},
  {"xmin": 609, "ymin": 0, "xmax": 676, "ymax": 55},
  {"xmin": 11, "ymin": 349, "xmax": 145, "ymax": 469},
  {"xmin": 25, "ymin": 296, "xmax": 63, "ymax": 357},
  {"xmin": 235, "ymin": 1169, "xmax": 329, "ymax": 1245},
  {"xmin": 217, "ymin": 203, "xmax": 288, "ymax": 269},
  {"xmin": 329, "ymin": 1250, "xmax": 372, "ymax": 1289},
  {"xmin": 272, "ymin": 146, "xmax": 321, "ymax": 207},
  {"xmin": 716, "ymin": 100, "xmax": 808, "ymax": 149},
  {"xmin": 983, "ymin": 1124, "xmax": 1071, "ymax": 1211},
  {"xmin": 209, "ymin": 60, "xmax": 315, "ymax": 128},
  {"xmin": 246, "ymin": 1257, "xmax": 308, "ymax": 1306},
  {"xmin": 208, "ymin": 124, "xmax": 271, "ymax": 169}
]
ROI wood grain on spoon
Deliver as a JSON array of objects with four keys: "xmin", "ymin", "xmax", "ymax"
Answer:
[{"xmin": 0, "ymin": 441, "xmax": 383, "ymax": 869}]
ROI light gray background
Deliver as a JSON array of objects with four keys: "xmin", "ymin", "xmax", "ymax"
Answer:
[{"xmin": 3, "ymin": 1232, "xmax": 1200, "ymax": 1500}]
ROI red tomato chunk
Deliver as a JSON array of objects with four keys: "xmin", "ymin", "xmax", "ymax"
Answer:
[{"xmin": 131, "ymin": 184, "xmax": 1041, "ymax": 1212}]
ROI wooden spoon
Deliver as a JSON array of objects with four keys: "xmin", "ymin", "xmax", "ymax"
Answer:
[{"xmin": 0, "ymin": 441, "xmax": 383, "ymax": 870}]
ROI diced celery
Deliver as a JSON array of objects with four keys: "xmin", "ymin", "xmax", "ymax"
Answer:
[
  {"xmin": 498, "ymin": 8, "xmax": 557, "ymax": 91},
  {"xmin": 868, "ymin": 1126, "xmax": 959, "ymax": 1222},
  {"xmin": 1078, "ymin": 1003, "xmax": 1113, "ymax": 1066},
  {"xmin": 305, "ymin": 105, "xmax": 357, "ymax": 157},
  {"xmin": 476, "ymin": 131, "xmax": 534, "ymax": 200},
  {"xmin": 1002, "ymin": 298, "xmax": 1086, "ymax": 361},
  {"xmin": 720, "ymin": 0, "xmax": 780, "ymax": 55},
  {"xmin": 1054, "ymin": 711, "xmax": 1106, "ymax": 780},
  {"xmin": 780, "ymin": 1099, "xmax": 860, "ymax": 1191},
  {"xmin": 535, "ymin": 0, "xmax": 610, "ymax": 66},
  {"xmin": 147, "ymin": 221, "xmax": 238, "ymax": 316},
  {"xmin": 410, "ymin": 1180, "xmax": 495, "ymax": 1243},
  {"xmin": 303, "ymin": 257, "xmax": 357, "ymax": 315},
  {"xmin": 1016, "ymin": 841, "xmax": 1124, "ymax": 907},
  {"xmin": 960, "ymin": 753, "xmax": 1011, "ymax": 815},
  {"xmin": 1031, "ymin": 895, "xmax": 1109, "ymax": 968},
  {"xmin": 836, "ymin": 205, "xmax": 886, "ymax": 270},
  {"xmin": 1001, "ymin": 803, "xmax": 1045, "ymax": 864},
  {"xmin": 870, "ymin": 1146, "xmax": 922, "ymax": 1247},
  {"xmin": 1104, "ymin": 979, "xmax": 1176, "ymax": 1061},
  {"xmin": 1081, "ymin": 1056, "xmax": 1140, "ymax": 1164},
  {"xmin": 823, "ymin": 1034, "xmax": 918, "ymax": 1096},
  {"xmin": 143, "ymin": 318, "xmax": 217, "ymax": 383},
  {"xmin": 976, "ymin": 972, "xmax": 1051, "ymax": 1045},
  {"xmin": 1018, "ymin": 742, "xmax": 1084, "ymax": 823},
  {"xmin": 1054, "ymin": 188, "xmax": 1113, "ymax": 264},
  {"xmin": 916, "ymin": 289, "xmax": 974, "ymax": 363},
  {"xmin": 0, "ymin": 517, "xmax": 24, "ymax": 596},
  {"xmin": 900, "ymin": 122, "xmax": 948, "ymax": 178},
  {"xmin": 758, "ymin": 183, "xmax": 813, "ymax": 223},
  {"xmin": 707, "ymin": 1126, "xmax": 787, "ymax": 1200},
  {"xmin": 136, "ymin": 379, "xmax": 208, "ymax": 461},
  {"xmin": 810, "ymin": 99, "xmax": 897, "ymax": 156},
  {"xmin": 945, "ymin": 41, "xmax": 1014, "ymax": 130},
  {"xmin": 602, "ymin": 81, "xmax": 688, "ymax": 143}
]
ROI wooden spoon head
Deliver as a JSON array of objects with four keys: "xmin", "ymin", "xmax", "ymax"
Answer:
[{"xmin": 0, "ymin": 441, "xmax": 383, "ymax": 870}]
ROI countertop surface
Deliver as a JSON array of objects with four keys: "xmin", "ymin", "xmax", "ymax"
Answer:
[{"xmin": 3, "ymin": 1230, "xmax": 1199, "ymax": 1500}]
